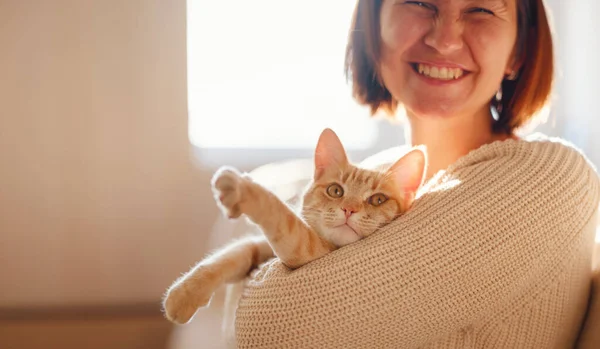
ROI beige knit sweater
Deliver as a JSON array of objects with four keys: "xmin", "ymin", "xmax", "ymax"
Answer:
[{"xmin": 233, "ymin": 135, "xmax": 600, "ymax": 349}]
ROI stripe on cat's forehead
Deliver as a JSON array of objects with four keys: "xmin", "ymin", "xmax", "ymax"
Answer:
[{"xmin": 340, "ymin": 165, "xmax": 385, "ymax": 188}]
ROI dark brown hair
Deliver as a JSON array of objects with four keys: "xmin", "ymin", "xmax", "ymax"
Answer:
[{"xmin": 344, "ymin": 0, "xmax": 555, "ymax": 134}]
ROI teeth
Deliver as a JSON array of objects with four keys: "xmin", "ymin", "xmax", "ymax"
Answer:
[
  {"xmin": 417, "ymin": 63, "xmax": 464, "ymax": 80},
  {"xmin": 439, "ymin": 67, "xmax": 448, "ymax": 79}
]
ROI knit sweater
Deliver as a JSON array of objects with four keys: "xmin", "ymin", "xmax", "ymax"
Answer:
[{"xmin": 233, "ymin": 135, "xmax": 600, "ymax": 349}]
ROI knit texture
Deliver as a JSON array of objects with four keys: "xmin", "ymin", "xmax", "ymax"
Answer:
[{"xmin": 234, "ymin": 135, "xmax": 600, "ymax": 349}]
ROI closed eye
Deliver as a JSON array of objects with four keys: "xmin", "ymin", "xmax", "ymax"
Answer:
[
  {"xmin": 467, "ymin": 7, "xmax": 494, "ymax": 15},
  {"xmin": 405, "ymin": 1, "xmax": 436, "ymax": 11}
]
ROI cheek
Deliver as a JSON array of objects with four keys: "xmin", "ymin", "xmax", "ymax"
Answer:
[
  {"xmin": 467, "ymin": 21, "xmax": 517, "ymax": 79},
  {"xmin": 363, "ymin": 202, "xmax": 399, "ymax": 225},
  {"xmin": 379, "ymin": 10, "xmax": 431, "ymax": 104},
  {"xmin": 380, "ymin": 10, "xmax": 430, "ymax": 65},
  {"xmin": 303, "ymin": 195, "xmax": 340, "ymax": 221}
]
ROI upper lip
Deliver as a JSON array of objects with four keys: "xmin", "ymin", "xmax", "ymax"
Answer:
[{"xmin": 412, "ymin": 60, "xmax": 472, "ymax": 72}]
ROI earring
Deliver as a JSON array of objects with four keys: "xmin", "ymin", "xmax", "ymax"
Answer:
[
  {"xmin": 491, "ymin": 84, "xmax": 503, "ymax": 121},
  {"xmin": 495, "ymin": 85, "xmax": 503, "ymax": 102}
]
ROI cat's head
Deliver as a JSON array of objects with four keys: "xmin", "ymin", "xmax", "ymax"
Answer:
[{"xmin": 301, "ymin": 128, "xmax": 427, "ymax": 247}]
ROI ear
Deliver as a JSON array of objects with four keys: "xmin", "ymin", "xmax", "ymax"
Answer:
[
  {"xmin": 314, "ymin": 128, "xmax": 348, "ymax": 179},
  {"xmin": 387, "ymin": 146, "xmax": 427, "ymax": 200},
  {"xmin": 505, "ymin": 48, "xmax": 524, "ymax": 78}
]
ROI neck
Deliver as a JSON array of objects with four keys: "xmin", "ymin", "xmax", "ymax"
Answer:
[{"xmin": 406, "ymin": 109, "xmax": 513, "ymax": 180}]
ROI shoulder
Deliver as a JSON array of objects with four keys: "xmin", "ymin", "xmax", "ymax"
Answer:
[
  {"xmin": 453, "ymin": 133, "xmax": 596, "ymax": 173},
  {"xmin": 424, "ymin": 133, "xmax": 600, "ymax": 222}
]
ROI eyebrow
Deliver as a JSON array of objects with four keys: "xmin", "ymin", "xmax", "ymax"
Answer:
[
  {"xmin": 432, "ymin": 0, "xmax": 510, "ymax": 9},
  {"xmin": 432, "ymin": 0, "xmax": 509, "ymax": 6}
]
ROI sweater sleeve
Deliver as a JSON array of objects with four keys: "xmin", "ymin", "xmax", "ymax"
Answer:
[{"xmin": 234, "ymin": 139, "xmax": 600, "ymax": 349}]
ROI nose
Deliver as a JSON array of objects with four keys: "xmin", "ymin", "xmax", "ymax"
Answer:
[
  {"xmin": 342, "ymin": 207, "xmax": 356, "ymax": 218},
  {"xmin": 424, "ymin": 14, "xmax": 464, "ymax": 55}
]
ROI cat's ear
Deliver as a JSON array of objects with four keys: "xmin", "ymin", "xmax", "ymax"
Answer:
[
  {"xmin": 387, "ymin": 147, "xmax": 427, "ymax": 204},
  {"xmin": 314, "ymin": 128, "xmax": 348, "ymax": 179}
]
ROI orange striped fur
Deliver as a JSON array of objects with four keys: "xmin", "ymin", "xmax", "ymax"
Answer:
[{"xmin": 163, "ymin": 128, "xmax": 426, "ymax": 324}]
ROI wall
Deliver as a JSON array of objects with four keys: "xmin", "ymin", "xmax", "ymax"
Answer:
[
  {"xmin": 556, "ymin": 0, "xmax": 600, "ymax": 166},
  {"xmin": 0, "ymin": 0, "xmax": 218, "ymax": 308},
  {"xmin": 530, "ymin": 0, "xmax": 598, "ymax": 168}
]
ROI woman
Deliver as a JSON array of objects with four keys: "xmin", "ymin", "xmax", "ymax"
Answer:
[{"xmin": 233, "ymin": 0, "xmax": 600, "ymax": 347}]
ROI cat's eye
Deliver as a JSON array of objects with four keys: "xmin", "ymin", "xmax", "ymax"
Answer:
[
  {"xmin": 368, "ymin": 193, "xmax": 388, "ymax": 207},
  {"xmin": 326, "ymin": 183, "xmax": 344, "ymax": 198}
]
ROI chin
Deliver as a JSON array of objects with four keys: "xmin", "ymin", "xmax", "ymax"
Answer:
[
  {"xmin": 400, "ymin": 89, "xmax": 474, "ymax": 119},
  {"xmin": 325, "ymin": 225, "xmax": 362, "ymax": 247},
  {"xmin": 406, "ymin": 101, "xmax": 465, "ymax": 119}
]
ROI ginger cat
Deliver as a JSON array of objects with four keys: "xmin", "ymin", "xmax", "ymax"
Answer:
[{"xmin": 163, "ymin": 128, "xmax": 426, "ymax": 324}]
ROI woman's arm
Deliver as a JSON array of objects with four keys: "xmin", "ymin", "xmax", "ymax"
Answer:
[{"xmin": 234, "ymin": 139, "xmax": 600, "ymax": 348}]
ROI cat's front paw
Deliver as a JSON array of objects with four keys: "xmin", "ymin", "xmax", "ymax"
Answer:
[
  {"xmin": 211, "ymin": 166, "xmax": 247, "ymax": 219},
  {"xmin": 163, "ymin": 282, "xmax": 214, "ymax": 325}
]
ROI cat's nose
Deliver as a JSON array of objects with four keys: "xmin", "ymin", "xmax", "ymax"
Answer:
[{"xmin": 341, "ymin": 207, "xmax": 356, "ymax": 218}]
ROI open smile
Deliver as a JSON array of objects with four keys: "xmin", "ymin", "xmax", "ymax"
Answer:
[{"xmin": 410, "ymin": 62, "xmax": 471, "ymax": 82}]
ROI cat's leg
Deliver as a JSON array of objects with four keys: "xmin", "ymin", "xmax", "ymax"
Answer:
[
  {"xmin": 212, "ymin": 166, "xmax": 335, "ymax": 269},
  {"xmin": 163, "ymin": 234, "xmax": 273, "ymax": 324}
]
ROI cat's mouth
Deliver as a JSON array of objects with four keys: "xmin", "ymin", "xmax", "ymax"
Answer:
[
  {"xmin": 335, "ymin": 223, "xmax": 360, "ymax": 237},
  {"xmin": 326, "ymin": 222, "xmax": 362, "ymax": 247}
]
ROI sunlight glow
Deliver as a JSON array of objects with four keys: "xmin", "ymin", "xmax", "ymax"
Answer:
[{"xmin": 187, "ymin": 0, "xmax": 378, "ymax": 149}]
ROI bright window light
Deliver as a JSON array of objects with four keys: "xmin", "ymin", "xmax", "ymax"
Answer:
[{"xmin": 187, "ymin": 0, "xmax": 379, "ymax": 149}]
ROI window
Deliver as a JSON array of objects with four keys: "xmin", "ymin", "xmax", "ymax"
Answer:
[{"xmin": 187, "ymin": 0, "xmax": 403, "ymax": 168}]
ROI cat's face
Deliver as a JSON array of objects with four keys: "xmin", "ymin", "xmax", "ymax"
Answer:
[
  {"xmin": 302, "ymin": 165, "xmax": 408, "ymax": 246},
  {"xmin": 301, "ymin": 128, "xmax": 426, "ymax": 247}
]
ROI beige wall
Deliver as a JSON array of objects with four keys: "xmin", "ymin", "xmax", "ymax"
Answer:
[{"xmin": 0, "ymin": 0, "xmax": 218, "ymax": 307}]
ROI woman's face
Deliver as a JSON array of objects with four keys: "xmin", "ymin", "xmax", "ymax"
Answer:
[{"xmin": 379, "ymin": 0, "xmax": 518, "ymax": 119}]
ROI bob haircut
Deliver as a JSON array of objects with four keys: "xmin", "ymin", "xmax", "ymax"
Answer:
[{"xmin": 345, "ymin": 0, "xmax": 554, "ymax": 134}]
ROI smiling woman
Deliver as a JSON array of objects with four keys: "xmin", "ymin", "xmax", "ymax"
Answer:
[
  {"xmin": 227, "ymin": 0, "xmax": 600, "ymax": 348},
  {"xmin": 347, "ymin": 0, "xmax": 553, "ymax": 134}
]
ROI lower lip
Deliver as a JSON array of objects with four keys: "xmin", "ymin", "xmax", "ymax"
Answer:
[{"xmin": 411, "ymin": 64, "xmax": 469, "ymax": 86}]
